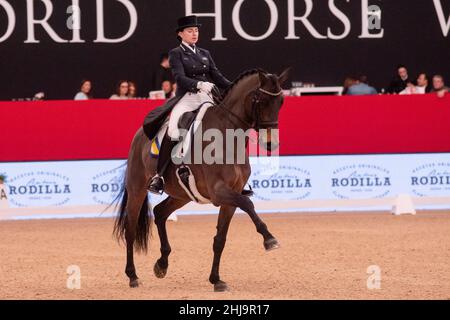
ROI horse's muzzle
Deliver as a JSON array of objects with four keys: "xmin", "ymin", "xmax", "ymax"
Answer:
[{"xmin": 258, "ymin": 128, "xmax": 280, "ymax": 152}]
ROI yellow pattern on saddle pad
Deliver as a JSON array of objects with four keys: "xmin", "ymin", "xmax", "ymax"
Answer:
[
  {"xmin": 150, "ymin": 136, "xmax": 161, "ymax": 158},
  {"xmin": 150, "ymin": 117, "xmax": 169, "ymax": 159}
]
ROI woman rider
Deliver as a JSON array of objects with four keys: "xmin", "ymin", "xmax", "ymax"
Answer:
[{"xmin": 147, "ymin": 15, "xmax": 232, "ymax": 194}]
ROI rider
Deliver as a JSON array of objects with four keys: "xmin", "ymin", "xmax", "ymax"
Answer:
[{"xmin": 147, "ymin": 15, "xmax": 232, "ymax": 194}]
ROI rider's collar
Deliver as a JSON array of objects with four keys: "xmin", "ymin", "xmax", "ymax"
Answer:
[{"xmin": 181, "ymin": 41, "xmax": 196, "ymax": 54}]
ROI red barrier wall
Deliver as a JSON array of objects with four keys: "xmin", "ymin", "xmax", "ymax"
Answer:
[{"xmin": 1, "ymin": 95, "xmax": 449, "ymax": 162}]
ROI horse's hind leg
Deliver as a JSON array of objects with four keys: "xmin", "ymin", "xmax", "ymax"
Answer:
[
  {"xmin": 209, "ymin": 205, "xmax": 236, "ymax": 292},
  {"xmin": 153, "ymin": 196, "xmax": 189, "ymax": 279},
  {"xmin": 125, "ymin": 190, "xmax": 148, "ymax": 288},
  {"xmin": 211, "ymin": 184, "xmax": 279, "ymax": 251}
]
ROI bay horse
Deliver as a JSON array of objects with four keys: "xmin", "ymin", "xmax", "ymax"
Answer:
[{"xmin": 114, "ymin": 68, "xmax": 289, "ymax": 292}]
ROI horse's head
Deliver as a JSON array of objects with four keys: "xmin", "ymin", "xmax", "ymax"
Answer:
[
  {"xmin": 214, "ymin": 68, "xmax": 290, "ymax": 152},
  {"xmin": 253, "ymin": 69, "xmax": 289, "ymax": 151}
]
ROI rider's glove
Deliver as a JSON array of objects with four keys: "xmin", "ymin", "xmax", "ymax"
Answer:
[{"xmin": 197, "ymin": 81, "xmax": 215, "ymax": 94}]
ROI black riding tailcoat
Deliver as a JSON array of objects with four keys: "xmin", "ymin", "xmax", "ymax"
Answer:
[
  {"xmin": 169, "ymin": 43, "xmax": 232, "ymax": 97},
  {"xmin": 143, "ymin": 43, "xmax": 231, "ymax": 140}
]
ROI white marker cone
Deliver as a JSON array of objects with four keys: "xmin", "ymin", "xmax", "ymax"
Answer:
[
  {"xmin": 392, "ymin": 194, "xmax": 416, "ymax": 215},
  {"xmin": 167, "ymin": 212, "xmax": 178, "ymax": 222}
]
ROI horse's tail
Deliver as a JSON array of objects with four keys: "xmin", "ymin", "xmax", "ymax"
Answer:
[{"xmin": 113, "ymin": 176, "xmax": 152, "ymax": 254}]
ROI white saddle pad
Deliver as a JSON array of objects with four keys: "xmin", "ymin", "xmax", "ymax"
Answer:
[
  {"xmin": 150, "ymin": 102, "xmax": 214, "ymax": 159},
  {"xmin": 173, "ymin": 102, "xmax": 214, "ymax": 158}
]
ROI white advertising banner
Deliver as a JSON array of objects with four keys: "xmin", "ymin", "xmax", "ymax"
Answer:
[
  {"xmin": 249, "ymin": 154, "xmax": 450, "ymax": 201},
  {"xmin": 1, "ymin": 153, "xmax": 449, "ymax": 219}
]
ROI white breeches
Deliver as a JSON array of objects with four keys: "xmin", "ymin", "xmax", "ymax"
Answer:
[{"xmin": 167, "ymin": 91, "xmax": 214, "ymax": 140}]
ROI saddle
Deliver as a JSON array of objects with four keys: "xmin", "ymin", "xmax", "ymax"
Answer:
[{"xmin": 150, "ymin": 102, "xmax": 213, "ymax": 159}]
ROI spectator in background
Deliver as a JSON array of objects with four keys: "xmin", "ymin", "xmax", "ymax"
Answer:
[
  {"xmin": 74, "ymin": 79, "xmax": 92, "ymax": 100},
  {"xmin": 417, "ymin": 73, "xmax": 432, "ymax": 93},
  {"xmin": 387, "ymin": 65, "xmax": 411, "ymax": 94},
  {"xmin": 399, "ymin": 73, "xmax": 431, "ymax": 95},
  {"xmin": 342, "ymin": 76, "xmax": 357, "ymax": 95},
  {"xmin": 151, "ymin": 53, "xmax": 174, "ymax": 91},
  {"xmin": 172, "ymin": 82, "xmax": 177, "ymax": 96},
  {"xmin": 128, "ymin": 81, "xmax": 137, "ymax": 98},
  {"xmin": 346, "ymin": 75, "xmax": 378, "ymax": 95},
  {"xmin": 110, "ymin": 80, "xmax": 130, "ymax": 100},
  {"xmin": 161, "ymin": 80, "xmax": 174, "ymax": 99},
  {"xmin": 432, "ymin": 75, "xmax": 449, "ymax": 98}
]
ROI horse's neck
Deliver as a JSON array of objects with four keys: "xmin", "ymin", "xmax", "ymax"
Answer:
[{"xmin": 216, "ymin": 75, "xmax": 258, "ymax": 128}]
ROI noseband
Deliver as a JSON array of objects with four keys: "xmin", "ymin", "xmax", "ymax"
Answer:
[{"xmin": 252, "ymin": 87, "xmax": 283, "ymax": 130}]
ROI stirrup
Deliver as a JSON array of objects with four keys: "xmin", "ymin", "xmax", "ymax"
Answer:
[
  {"xmin": 241, "ymin": 189, "xmax": 254, "ymax": 197},
  {"xmin": 148, "ymin": 175, "xmax": 165, "ymax": 195},
  {"xmin": 241, "ymin": 184, "xmax": 254, "ymax": 197}
]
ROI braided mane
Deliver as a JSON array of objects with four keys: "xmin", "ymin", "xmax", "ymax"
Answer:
[{"xmin": 213, "ymin": 68, "xmax": 267, "ymax": 104}]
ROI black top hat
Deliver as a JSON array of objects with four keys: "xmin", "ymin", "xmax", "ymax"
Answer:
[{"xmin": 176, "ymin": 15, "xmax": 202, "ymax": 33}]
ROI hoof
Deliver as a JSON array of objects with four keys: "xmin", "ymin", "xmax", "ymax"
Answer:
[
  {"xmin": 154, "ymin": 262, "xmax": 168, "ymax": 279},
  {"xmin": 129, "ymin": 278, "xmax": 142, "ymax": 288},
  {"xmin": 264, "ymin": 238, "xmax": 280, "ymax": 251},
  {"xmin": 214, "ymin": 280, "xmax": 229, "ymax": 292}
]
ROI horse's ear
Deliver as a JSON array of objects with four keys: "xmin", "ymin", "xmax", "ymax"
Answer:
[
  {"xmin": 259, "ymin": 71, "xmax": 268, "ymax": 86},
  {"xmin": 278, "ymin": 67, "xmax": 291, "ymax": 87}
]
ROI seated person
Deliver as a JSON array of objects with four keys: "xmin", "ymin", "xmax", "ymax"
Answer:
[
  {"xmin": 74, "ymin": 79, "xmax": 92, "ymax": 100},
  {"xmin": 431, "ymin": 75, "xmax": 449, "ymax": 98},
  {"xmin": 346, "ymin": 75, "xmax": 378, "ymax": 95},
  {"xmin": 399, "ymin": 73, "xmax": 431, "ymax": 95},
  {"xmin": 387, "ymin": 65, "xmax": 410, "ymax": 94},
  {"xmin": 128, "ymin": 81, "xmax": 137, "ymax": 98},
  {"xmin": 162, "ymin": 80, "xmax": 175, "ymax": 99},
  {"xmin": 110, "ymin": 80, "xmax": 130, "ymax": 100}
]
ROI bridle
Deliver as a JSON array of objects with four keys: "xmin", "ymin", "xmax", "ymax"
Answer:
[
  {"xmin": 214, "ymin": 86, "xmax": 283, "ymax": 131},
  {"xmin": 251, "ymin": 87, "xmax": 283, "ymax": 129}
]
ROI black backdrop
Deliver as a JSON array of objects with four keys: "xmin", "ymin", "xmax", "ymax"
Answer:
[{"xmin": 0, "ymin": 0, "xmax": 449, "ymax": 100}]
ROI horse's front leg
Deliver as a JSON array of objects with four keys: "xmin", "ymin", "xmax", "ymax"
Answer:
[
  {"xmin": 209, "ymin": 205, "xmax": 236, "ymax": 292},
  {"xmin": 211, "ymin": 183, "xmax": 280, "ymax": 251}
]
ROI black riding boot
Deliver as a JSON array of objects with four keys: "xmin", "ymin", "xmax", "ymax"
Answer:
[{"xmin": 148, "ymin": 136, "xmax": 179, "ymax": 195}]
